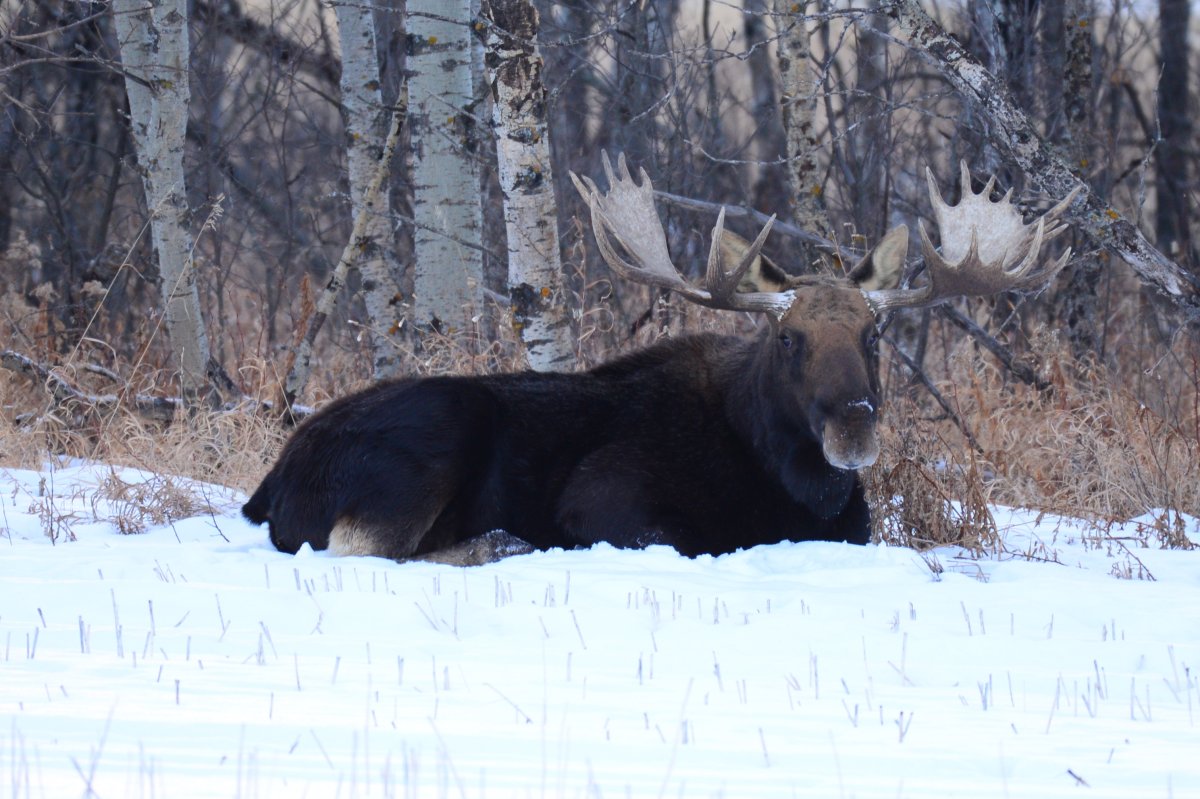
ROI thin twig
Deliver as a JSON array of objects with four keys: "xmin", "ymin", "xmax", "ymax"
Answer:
[
  {"xmin": 883, "ymin": 337, "xmax": 982, "ymax": 452},
  {"xmin": 938, "ymin": 306, "xmax": 1053, "ymax": 392},
  {"xmin": 0, "ymin": 348, "xmax": 312, "ymax": 423}
]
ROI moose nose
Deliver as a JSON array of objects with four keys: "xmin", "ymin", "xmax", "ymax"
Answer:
[
  {"xmin": 842, "ymin": 397, "xmax": 877, "ymax": 420},
  {"xmin": 820, "ymin": 397, "xmax": 881, "ymax": 470}
]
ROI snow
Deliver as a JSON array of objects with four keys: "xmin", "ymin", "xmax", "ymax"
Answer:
[{"xmin": 2, "ymin": 462, "xmax": 1199, "ymax": 798}]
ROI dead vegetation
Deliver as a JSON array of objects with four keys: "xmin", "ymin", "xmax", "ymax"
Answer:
[{"xmin": 866, "ymin": 300, "xmax": 1199, "ymax": 558}]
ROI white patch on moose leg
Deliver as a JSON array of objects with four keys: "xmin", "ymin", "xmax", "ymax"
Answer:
[{"xmin": 328, "ymin": 520, "xmax": 385, "ymax": 557}]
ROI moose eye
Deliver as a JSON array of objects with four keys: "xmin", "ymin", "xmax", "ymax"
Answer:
[
  {"xmin": 864, "ymin": 329, "xmax": 880, "ymax": 350},
  {"xmin": 779, "ymin": 331, "xmax": 805, "ymax": 356}
]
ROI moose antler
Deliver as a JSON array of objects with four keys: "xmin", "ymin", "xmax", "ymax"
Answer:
[
  {"xmin": 570, "ymin": 152, "xmax": 794, "ymax": 317},
  {"xmin": 864, "ymin": 161, "xmax": 1081, "ymax": 314}
]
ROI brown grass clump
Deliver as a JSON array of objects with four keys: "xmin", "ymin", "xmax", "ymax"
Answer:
[
  {"xmin": 863, "ymin": 396, "xmax": 999, "ymax": 553},
  {"xmin": 868, "ymin": 322, "xmax": 1198, "ymax": 553},
  {"xmin": 95, "ymin": 470, "xmax": 215, "ymax": 535},
  {"xmin": 0, "ymin": 361, "xmax": 289, "ymax": 495},
  {"xmin": 946, "ymin": 335, "xmax": 1198, "ymax": 527}
]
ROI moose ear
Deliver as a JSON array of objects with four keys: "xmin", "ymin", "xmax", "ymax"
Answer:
[
  {"xmin": 847, "ymin": 224, "xmax": 908, "ymax": 292},
  {"xmin": 720, "ymin": 230, "xmax": 791, "ymax": 293}
]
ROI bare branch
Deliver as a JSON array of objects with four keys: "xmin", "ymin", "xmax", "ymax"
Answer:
[{"xmin": 280, "ymin": 95, "xmax": 408, "ymax": 416}]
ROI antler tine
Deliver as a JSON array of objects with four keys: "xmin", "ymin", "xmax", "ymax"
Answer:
[
  {"xmin": 705, "ymin": 208, "xmax": 778, "ymax": 299},
  {"xmin": 864, "ymin": 162, "xmax": 1079, "ymax": 314},
  {"xmin": 601, "ymin": 149, "xmax": 619, "ymax": 187},
  {"xmin": 1010, "ymin": 216, "xmax": 1048, "ymax": 284},
  {"xmin": 570, "ymin": 152, "xmax": 712, "ymax": 304},
  {"xmin": 1046, "ymin": 183, "xmax": 1083, "ymax": 220},
  {"xmin": 925, "ymin": 165, "xmax": 947, "ymax": 211},
  {"xmin": 573, "ymin": 150, "xmax": 795, "ymax": 318},
  {"xmin": 705, "ymin": 207, "xmax": 731, "ymax": 293}
]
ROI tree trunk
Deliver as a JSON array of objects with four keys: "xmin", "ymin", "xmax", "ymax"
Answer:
[
  {"xmin": 963, "ymin": 0, "xmax": 1007, "ymax": 185},
  {"xmin": 113, "ymin": 0, "xmax": 215, "ymax": 404},
  {"xmin": 1156, "ymin": 0, "xmax": 1192, "ymax": 261},
  {"xmin": 773, "ymin": 0, "xmax": 831, "ymax": 263},
  {"xmin": 997, "ymin": 0, "xmax": 1036, "ymax": 115},
  {"xmin": 1057, "ymin": 0, "xmax": 1104, "ymax": 358},
  {"xmin": 1039, "ymin": 0, "xmax": 1066, "ymax": 144},
  {"xmin": 1063, "ymin": 0, "xmax": 1094, "ymax": 150},
  {"xmin": 282, "ymin": 104, "xmax": 407, "ymax": 413},
  {"xmin": 604, "ymin": 0, "xmax": 678, "ymax": 168},
  {"xmin": 482, "ymin": 0, "xmax": 575, "ymax": 372},
  {"xmin": 744, "ymin": 0, "xmax": 789, "ymax": 216},
  {"xmin": 409, "ymin": 0, "xmax": 484, "ymax": 331},
  {"xmin": 333, "ymin": 0, "xmax": 404, "ymax": 378},
  {"xmin": 845, "ymin": 3, "xmax": 890, "ymax": 242},
  {"xmin": 885, "ymin": 0, "xmax": 1200, "ymax": 322}
]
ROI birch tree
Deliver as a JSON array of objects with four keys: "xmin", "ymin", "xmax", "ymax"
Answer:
[
  {"xmin": 482, "ymin": 0, "xmax": 574, "ymax": 371},
  {"xmin": 113, "ymin": 0, "xmax": 215, "ymax": 403},
  {"xmin": 843, "ymin": 5, "xmax": 890, "ymax": 241},
  {"xmin": 281, "ymin": 104, "xmax": 407, "ymax": 415},
  {"xmin": 333, "ymin": 0, "xmax": 404, "ymax": 378},
  {"xmin": 772, "ymin": 0, "xmax": 831, "ymax": 261},
  {"xmin": 408, "ymin": 0, "xmax": 484, "ymax": 331},
  {"xmin": 744, "ymin": 0, "xmax": 789, "ymax": 215}
]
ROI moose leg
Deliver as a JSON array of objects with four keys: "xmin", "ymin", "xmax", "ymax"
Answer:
[
  {"xmin": 325, "ymin": 447, "xmax": 471, "ymax": 560},
  {"xmin": 327, "ymin": 503, "xmax": 445, "ymax": 561},
  {"xmin": 556, "ymin": 446, "xmax": 689, "ymax": 552},
  {"xmin": 407, "ymin": 529, "xmax": 536, "ymax": 567}
]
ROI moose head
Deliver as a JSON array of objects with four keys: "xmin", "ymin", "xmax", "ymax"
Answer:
[{"xmin": 571, "ymin": 154, "xmax": 1078, "ymax": 474}]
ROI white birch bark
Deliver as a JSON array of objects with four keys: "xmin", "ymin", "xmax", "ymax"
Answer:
[
  {"xmin": 773, "ymin": 0, "xmax": 834, "ymax": 277},
  {"xmin": 772, "ymin": 0, "xmax": 830, "ymax": 241},
  {"xmin": 887, "ymin": 0, "xmax": 1200, "ymax": 321},
  {"xmin": 112, "ymin": 0, "xmax": 214, "ymax": 402},
  {"xmin": 483, "ymin": 0, "xmax": 574, "ymax": 372},
  {"xmin": 282, "ymin": 104, "xmax": 406, "ymax": 412},
  {"xmin": 333, "ymin": 0, "xmax": 403, "ymax": 378},
  {"xmin": 409, "ymin": 0, "xmax": 484, "ymax": 331}
]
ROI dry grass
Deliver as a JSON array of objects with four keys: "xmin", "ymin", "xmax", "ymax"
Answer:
[
  {"xmin": 95, "ymin": 470, "xmax": 215, "ymax": 535},
  {"xmin": 0, "ymin": 364, "xmax": 289, "ymax": 495},
  {"xmin": 863, "ymin": 397, "xmax": 999, "ymax": 553},
  {"xmin": 868, "ymin": 321, "xmax": 1199, "ymax": 554},
  {"xmin": 958, "ymin": 352, "xmax": 1197, "ymax": 526}
]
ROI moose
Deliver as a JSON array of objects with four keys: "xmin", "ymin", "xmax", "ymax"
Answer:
[{"xmin": 243, "ymin": 155, "xmax": 1076, "ymax": 564}]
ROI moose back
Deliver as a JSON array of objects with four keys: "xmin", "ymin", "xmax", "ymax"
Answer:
[{"xmin": 243, "ymin": 155, "xmax": 1076, "ymax": 563}]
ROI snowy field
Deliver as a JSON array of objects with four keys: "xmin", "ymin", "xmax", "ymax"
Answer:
[{"xmin": 2, "ymin": 461, "xmax": 1198, "ymax": 798}]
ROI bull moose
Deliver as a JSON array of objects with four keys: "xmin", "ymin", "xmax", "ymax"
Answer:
[{"xmin": 243, "ymin": 155, "xmax": 1076, "ymax": 563}]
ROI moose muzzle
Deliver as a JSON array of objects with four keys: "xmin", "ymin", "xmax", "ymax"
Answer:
[{"xmin": 820, "ymin": 399, "xmax": 880, "ymax": 471}]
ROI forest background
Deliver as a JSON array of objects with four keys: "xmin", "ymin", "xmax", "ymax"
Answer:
[{"xmin": 0, "ymin": 0, "xmax": 1197, "ymax": 549}]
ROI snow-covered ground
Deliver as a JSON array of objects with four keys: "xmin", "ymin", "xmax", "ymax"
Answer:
[{"xmin": 2, "ymin": 462, "xmax": 1198, "ymax": 798}]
